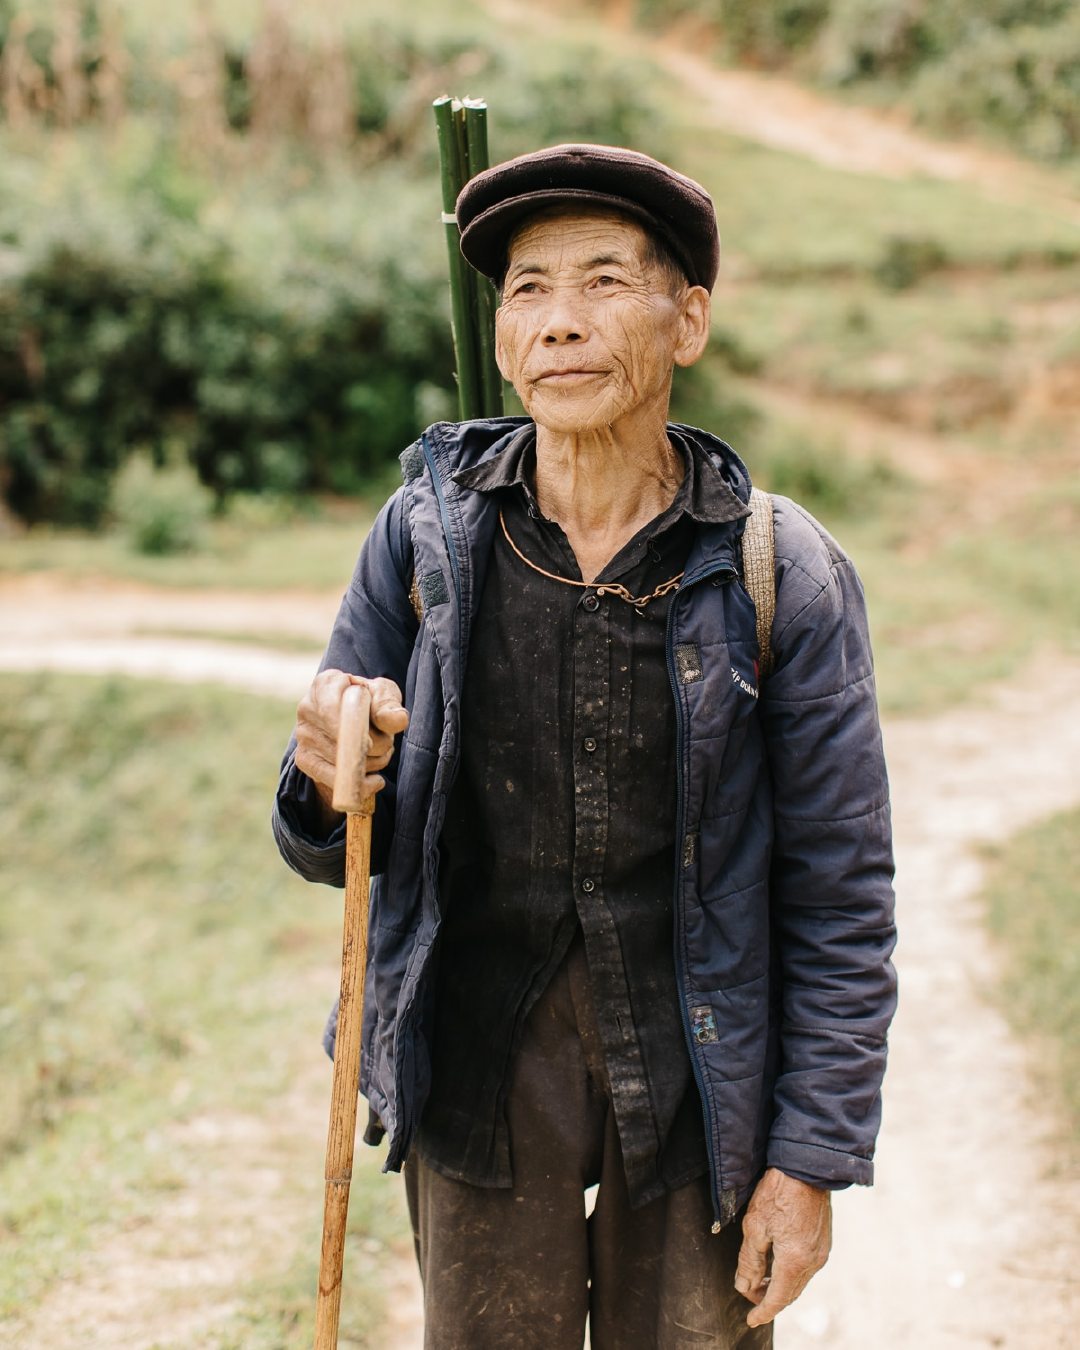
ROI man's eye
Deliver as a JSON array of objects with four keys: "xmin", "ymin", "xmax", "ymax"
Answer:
[{"xmin": 512, "ymin": 281, "xmax": 539, "ymax": 295}]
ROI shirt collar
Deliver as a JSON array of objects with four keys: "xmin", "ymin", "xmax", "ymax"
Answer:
[{"xmin": 453, "ymin": 424, "xmax": 745, "ymax": 526}]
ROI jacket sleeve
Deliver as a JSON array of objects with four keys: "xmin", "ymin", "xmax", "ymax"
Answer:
[
  {"xmin": 758, "ymin": 497, "xmax": 897, "ymax": 1188},
  {"xmin": 271, "ymin": 484, "xmax": 418, "ymax": 885}
]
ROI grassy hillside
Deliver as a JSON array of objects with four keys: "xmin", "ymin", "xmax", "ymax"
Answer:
[{"xmin": 0, "ymin": 672, "xmax": 408, "ymax": 1344}]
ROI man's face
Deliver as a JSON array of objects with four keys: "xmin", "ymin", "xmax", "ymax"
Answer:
[{"xmin": 494, "ymin": 209, "xmax": 708, "ymax": 436}]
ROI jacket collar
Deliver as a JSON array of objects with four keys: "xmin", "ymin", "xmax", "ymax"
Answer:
[
  {"xmin": 418, "ymin": 417, "xmax": 752, "ymax": 515},
  {"xmin": 451, "ymin": 423, "xmax": 748, "ymax": 528}
]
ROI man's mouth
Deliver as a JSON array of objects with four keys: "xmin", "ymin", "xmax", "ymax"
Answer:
[{"xmin": 532, "ymin": 368, "xmax": 606, "ymax": 384}]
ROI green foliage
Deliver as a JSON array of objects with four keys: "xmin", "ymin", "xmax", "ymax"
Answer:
[
  {"xmin": 751, "ymin": 428, "xmax": 907, "ymax": 521},
  {"xmin": 909, "ymin": 11, "xmax": 1080, "ymax": 161},
  {"xmin": 981, "ymin": 808, "xmax": 1080, "ymax": 1144},
  {"xmin": 873, "ymin": 234, "xmax": 949, "ymax": 291},
  {"xmin": 669, "ymin": 352, "xmax": 760, "ymax": 451},
  {"xmin": 635, "ymin": 0, "xmax": 1080, "ymax": 160},
  {"xmin": 0, "ymin": 140, "xmax": 455, "ymax": 524},
  {"xmin": 0, "ymin": 4, "xmax": 675, "ymax": 525},
  {"xmin": 110, "ymin": 452, "xmax": 213, "ymax": 555},
  {"xmin": 484, "ymin": 41, "xmax": 671, "ymax": 161},
  {"xmin": 0, "ymin": 497, "xmax": 376, "ymax": 589}
]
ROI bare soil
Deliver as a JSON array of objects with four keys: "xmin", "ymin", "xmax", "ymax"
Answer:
[{"xmin": 0, "ymin": 573, "xmax": 338, "ymax": 700}]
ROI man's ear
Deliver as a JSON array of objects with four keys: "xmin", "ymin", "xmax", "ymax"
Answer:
[{"xmin": 674, "ymin": 286, "xmax": 711, "ymax": 369}]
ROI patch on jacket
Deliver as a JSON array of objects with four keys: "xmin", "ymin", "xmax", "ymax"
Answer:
[
  {"xmin": 682, "ymin": 831, "xmax": 698, "ymax": 868},
  {"xmin": 400, "ymin": 444, "xmax": 425, "ymax": 483},
  {"xmin": 690, "ymin": 1004, "xmax": 719, "ymax": 1046},
  {"xmin": 675, "ymin": 642, "xmax": 703, "ymax": 684},
  {"xmin": 418, "ymin": 570, "xmax": 450, "ymax": 609}
]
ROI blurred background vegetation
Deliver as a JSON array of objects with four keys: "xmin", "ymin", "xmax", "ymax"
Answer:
[
  {"xmin": 0, "ymin": 0, "xmax": 1076, "ymax": 703},
  {"xmin": 630, "ymin": 0, "xmax": 1080, "ymax": 161},
  {"xmin": 1, "ymin": 2, "xmax": 1077, "ymax": 1345}
]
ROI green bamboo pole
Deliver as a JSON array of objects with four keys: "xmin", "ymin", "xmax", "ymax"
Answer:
[
  {"xmin": 462, "ymin": 99, "xmax": 504, "ymax": 418},
  {"xmin": 433, "ymin": 96, "xmax": 482, "ymax": 419},
  {"xmin": 454, "ymin": 101, "xmax": 486, "ymax": 417}
]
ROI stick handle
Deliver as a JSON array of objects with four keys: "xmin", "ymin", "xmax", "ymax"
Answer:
[
  {"xmin": 332, "ymin": 683, "xmax": 376, "ymax": 817},
  {"xmin": 314, "ymin": 685, "xmax": 376, "ymax": 1349}
]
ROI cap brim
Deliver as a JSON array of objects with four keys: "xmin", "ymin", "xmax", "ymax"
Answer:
[{"xmin": 459, "ymin": 188, "xmax": 699, "ymax": 289}]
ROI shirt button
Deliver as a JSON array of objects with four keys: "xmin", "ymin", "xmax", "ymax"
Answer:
[
  {"xmin": 582, "ymin": 593, "xmax": 600, "ymax": 612},
  {"xmin": 581, "ymin": 877, "xmax": 595, "ymax": 894},
  {"xmin": 583, "ymin": 737, "xmax": 597, "ymax": 753}
]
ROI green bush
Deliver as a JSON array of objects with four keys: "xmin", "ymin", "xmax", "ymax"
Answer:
[
  {"xmin": 752, "ymin": 429, "xmax": 906, "ymax": 521},
  {"xmin": 910, "ymin": 12, "xmax": 1080, "ymax": 160},
  {"xmin": 0, "ymin": 144, "xmax": 457, "ymax": 523},
  {"xmin": 631, "ymin": 0, "xmax": 830, "ymax": 64},
  {"xmin": 873, "ymin": 234, "xmax": 949, "ymax": 290},
  {"xmin": 110, "ymin": 452, "xmax": 212, "ymax": 555}
]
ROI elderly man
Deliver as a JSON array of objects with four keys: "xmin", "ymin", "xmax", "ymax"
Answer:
[{"xmin": 273, "ymin": 144, "xmax": 896, "ymax": 1349}]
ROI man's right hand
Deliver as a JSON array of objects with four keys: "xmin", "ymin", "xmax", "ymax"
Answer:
[{"xmin": 293, "ymin": 670, "xmax": 409, "ymax": 829}]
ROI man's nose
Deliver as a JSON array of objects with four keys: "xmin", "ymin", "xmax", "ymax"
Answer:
[{"xmin": 540, "ymin": 295, "xmax": 588, "ymax": 345}]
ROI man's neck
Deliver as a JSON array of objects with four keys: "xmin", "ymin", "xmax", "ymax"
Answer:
[{"xmin": 532, "ymin": 409, "xmax": 684, "ymax": 583}]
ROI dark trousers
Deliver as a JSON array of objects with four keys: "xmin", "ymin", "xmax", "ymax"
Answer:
[{"xmin": 404, "ymin": 937, "xmax": 771, "ymax": 1349}]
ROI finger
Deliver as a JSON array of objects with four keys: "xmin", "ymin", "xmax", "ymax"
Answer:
[
  {"xmin": 745, "ymin": 1254, "xmax": 809, "ymax": 1329},
  {"xmin": 358, "ymin": 676, "xmax": 409, "ymax": 735},
  {"xmin": 294, "ymin": 744, "xmax": 334, "ymax": 788},
  {"xmin": 734, "ymin": 1232, "xmax": 770, "ymax": 1306},
  {"xmin": 294, "ymin": 727, "xmax": 342, "ymax": 790},
  {"xmin": 295, "ymin": 722, "xmax": 342, "ymax": 770}
]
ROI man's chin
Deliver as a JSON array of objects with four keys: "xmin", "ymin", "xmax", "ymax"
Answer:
[{"xmin": 525, "ymin": 395, "xmax": 620, "ymax": 438}]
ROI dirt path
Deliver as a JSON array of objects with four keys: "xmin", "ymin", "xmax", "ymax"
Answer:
[
  {"xmin": 778, "ymin": 658, "xmax": 1080, "ymax": 1349},
  {"xmin": 0, "ymin": 574, "xmax": 338, "ymax": 699},
  {"xmin": 2, "ymin": 576, "xmax": 1078, "ymax": 1346}
]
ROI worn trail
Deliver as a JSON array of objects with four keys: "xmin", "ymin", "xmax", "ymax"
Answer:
[{"xmin": 778, "ymin": 659, "xmax": 1080, "ymax": 1349}]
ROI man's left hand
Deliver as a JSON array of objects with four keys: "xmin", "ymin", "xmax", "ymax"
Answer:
[{"xmin": 734, "ymin": 1167, "xmax": 832, "ymax": 1328}]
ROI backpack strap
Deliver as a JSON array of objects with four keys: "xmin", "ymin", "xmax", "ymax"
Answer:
[
  {"xmin": 409, "ymin": 572, "xmax": 424, "ymax": 623},
  {"xmin": 739, "ymin": 487, "xmax": 775, "ymax": 680}
]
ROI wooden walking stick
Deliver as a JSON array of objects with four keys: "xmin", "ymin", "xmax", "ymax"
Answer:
[{"xmin": 314, "ymin": 682, "xmax": 377, "ymax": 1350}]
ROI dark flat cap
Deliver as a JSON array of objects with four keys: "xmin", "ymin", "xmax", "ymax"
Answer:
[{"xmin": 456, "ymin": 143, "xmax": 720, "ymax": 292}]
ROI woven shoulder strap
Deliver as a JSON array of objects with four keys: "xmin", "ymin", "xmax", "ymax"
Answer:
[
  {"xmin": 740, "ymin": 487, "xmax": 775, "ymax": 680},
  {"xmin": 409, "ymin": 573, "xmax": 424, "ymax": 623}
]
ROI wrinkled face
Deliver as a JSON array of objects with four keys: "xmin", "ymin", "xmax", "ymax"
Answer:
[{"xmin": 495, "ymin": 209, "xmax": 707, "ymax": 435}]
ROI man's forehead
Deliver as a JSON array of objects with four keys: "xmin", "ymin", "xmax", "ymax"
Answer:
[{"xmin": 506, "ymin": 208, "xmax": 651, "ymax": 272}]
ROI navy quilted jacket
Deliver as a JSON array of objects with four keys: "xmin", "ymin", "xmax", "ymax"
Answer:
[{"xmin": 273, "ymin": 417, "xmax": 897, "ymax": 1228}]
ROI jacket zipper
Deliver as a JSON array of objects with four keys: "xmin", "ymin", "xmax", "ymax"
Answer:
[{"xmin": 666, "ymin": 560, "xmax": 738, "ymax": 1233}]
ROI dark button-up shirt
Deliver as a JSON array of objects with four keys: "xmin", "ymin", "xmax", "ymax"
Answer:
[{"xmin": 414, "ymin": 426, "xmax": 744, "ymax": 1207}]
